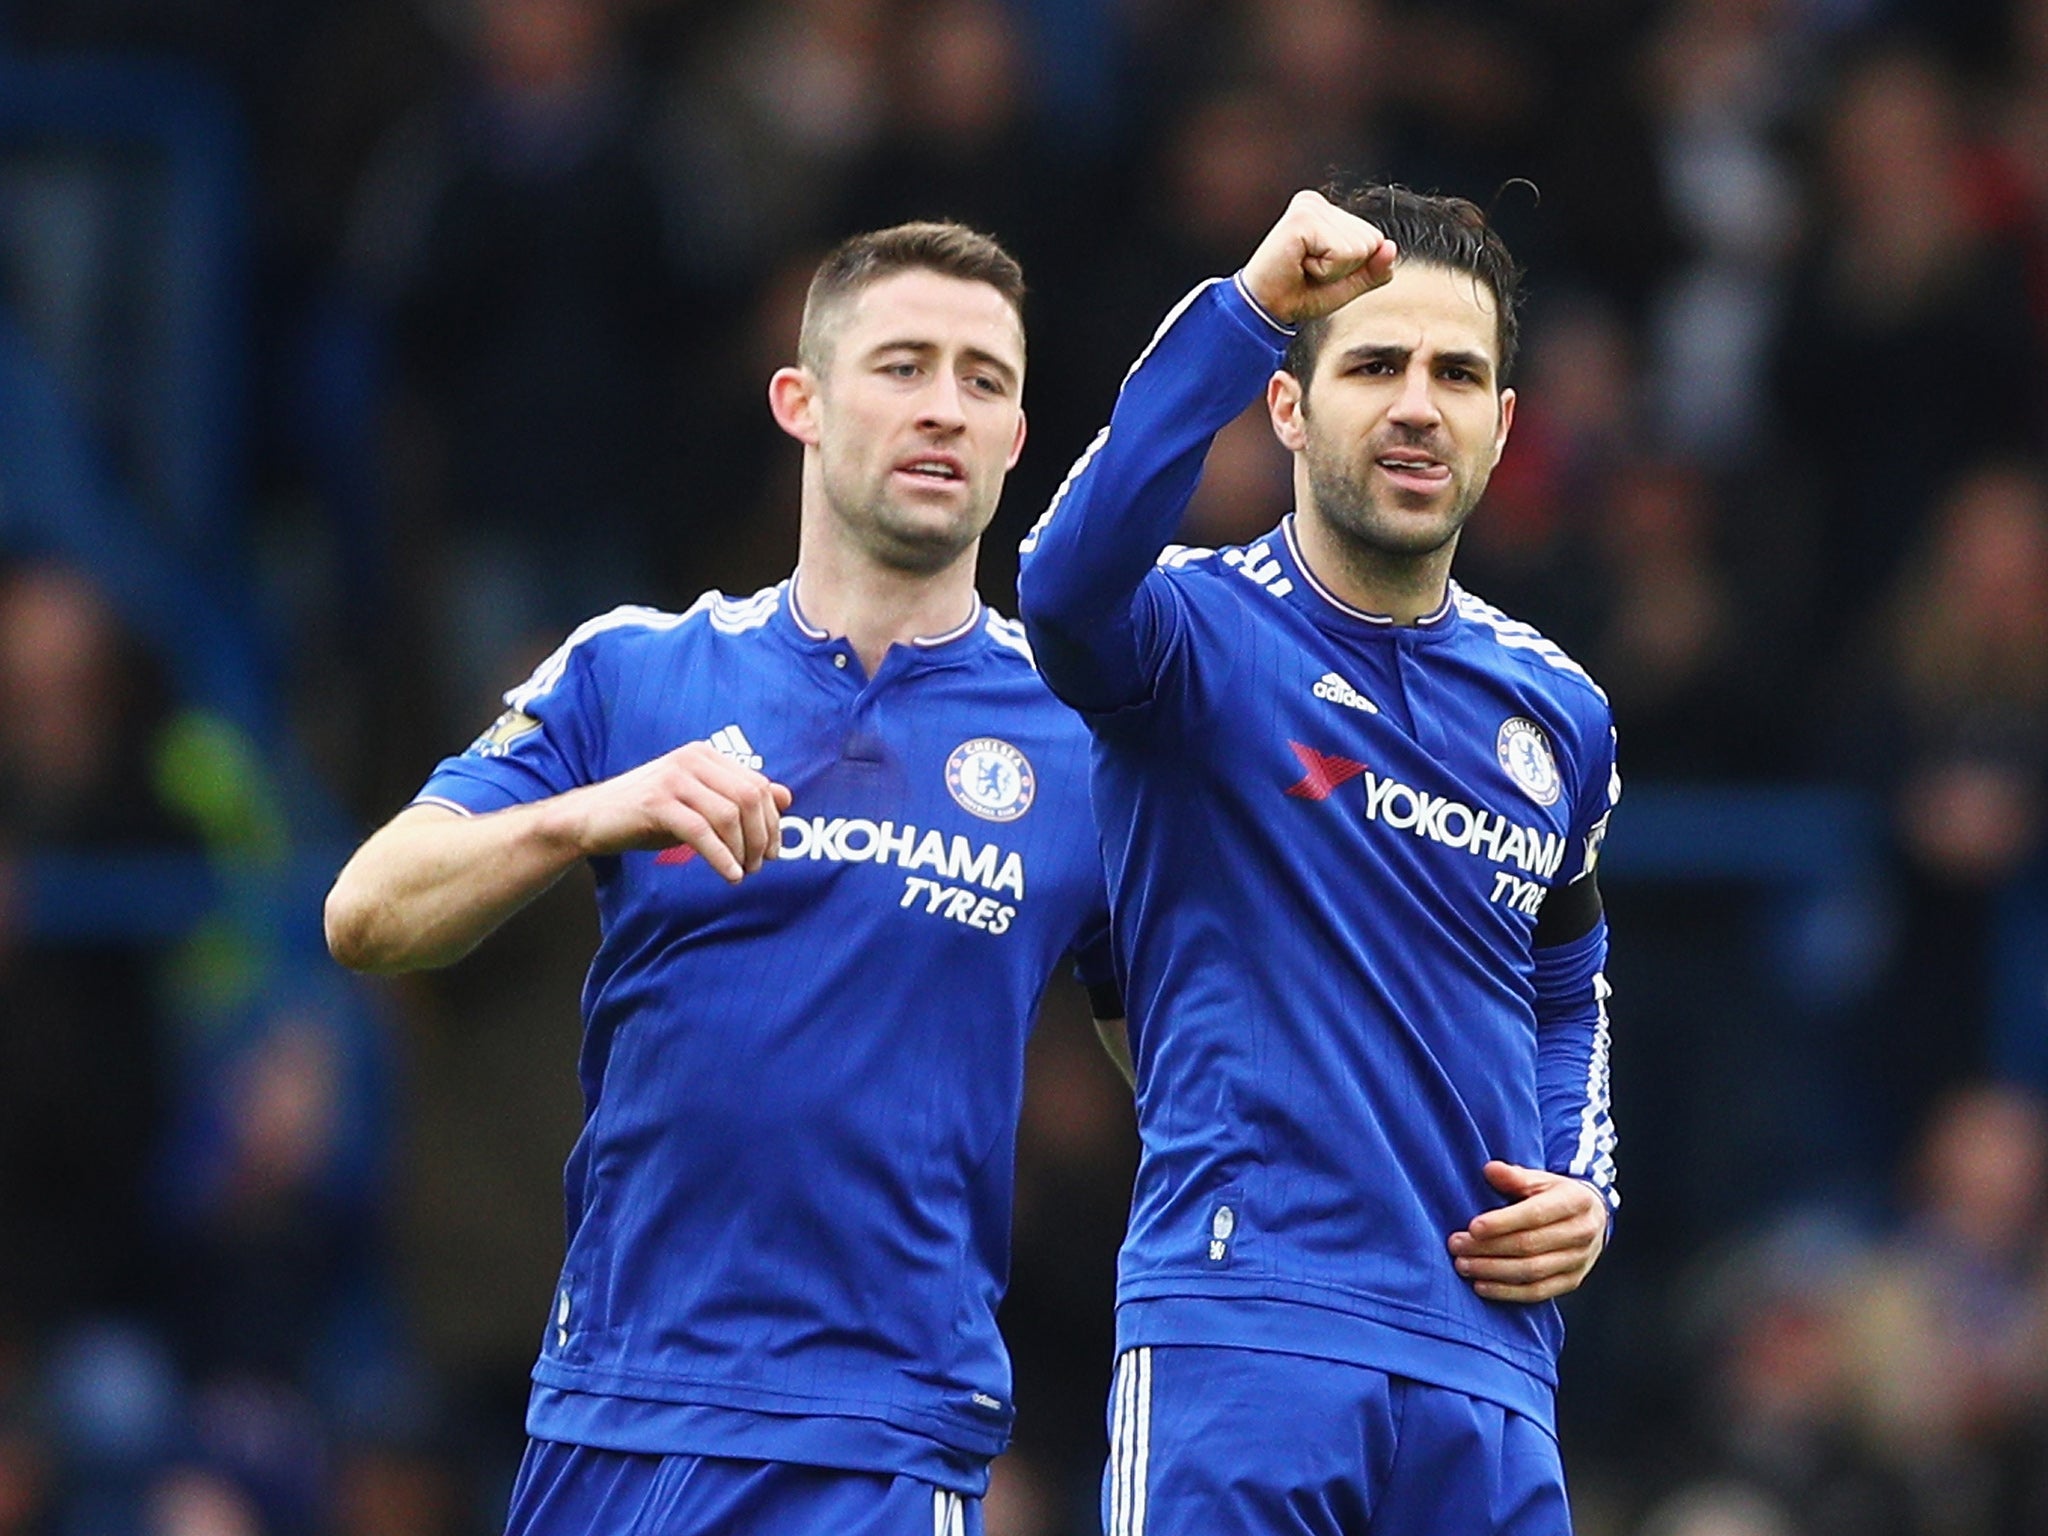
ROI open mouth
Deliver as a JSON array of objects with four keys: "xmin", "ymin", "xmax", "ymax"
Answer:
[{"xmin": 896, "ymin": 457, "xmax": 965, "ymax": 484}]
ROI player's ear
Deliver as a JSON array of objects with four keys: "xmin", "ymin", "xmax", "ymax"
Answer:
[
  {"xmin": 1269, "ymin": 369, "xmax": 1308, "ymax": 452},
  {"xmin": 769, "ymin": 366, "xmax": 822, "ymax": 447},
  {"xmin": 1005, "ymin": 406, "xmax": 1027, "ymax": 471},
  {"xmin": 1491, "ymin": 386, "xmax": 1516, "ymax": 467}
]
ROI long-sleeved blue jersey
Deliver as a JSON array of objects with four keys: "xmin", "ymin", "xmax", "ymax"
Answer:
[
  {"xmin": 1016, "ymin": 276, "xmax": 1619, "ymax": 1429},
  {"xmin": 412, "ymin": 584, "xmax": 1113, "ymax": 1494}
]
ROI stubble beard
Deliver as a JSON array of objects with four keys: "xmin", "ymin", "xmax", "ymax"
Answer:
[
  {"xmin": 1302, "ymin": 430, "xmax": 1489, "ymax": 576},
  {"xmin": 822, "ymin": 457, "xmax": 995, "ymax": 576}
]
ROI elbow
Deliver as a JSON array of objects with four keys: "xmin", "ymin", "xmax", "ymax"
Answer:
[
  {"xmin": 323, "ymin": 881, "xmax": 376, "ymax": 972},
  {"xmin": 323, "ymin": 873, "xmax": 405, "ymax": 974}
]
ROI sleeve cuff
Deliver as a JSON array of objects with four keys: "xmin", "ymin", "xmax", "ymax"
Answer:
[{"xmin": 1230, "ymin": 271, "xmax": 1297, "ymax": 338}]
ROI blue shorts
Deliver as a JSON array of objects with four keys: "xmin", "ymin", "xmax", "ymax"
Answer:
[
  {"xmin": 505, "ymin": 1439, "xmax": 985, "ymax": 1536},
  {"xmin": 1102, "ymin": 1346, "xmax": 1570, "ymax": 1536}
]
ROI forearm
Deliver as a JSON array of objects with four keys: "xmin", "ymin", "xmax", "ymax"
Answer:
[
  {"xmin": 1017, "ymin": 276, "xmax": 1290, "ymax": 708},
  {"xmin": 324, "ymin": 800, "xmax": 588, "ymax": 973}
]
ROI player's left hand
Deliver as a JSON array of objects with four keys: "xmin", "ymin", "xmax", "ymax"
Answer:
[{"xmin": 1447, "ymin": 1161, "xmax": 1607, "ymax": 1304}]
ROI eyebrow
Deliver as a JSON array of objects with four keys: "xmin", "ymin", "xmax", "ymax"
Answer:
[
  {"xmin": 1335, "ymin": 343, "xmax": 1495, "ymax": 382},
  {"xmin": 870, "ymin": 339, "xmax": 1022, "ymax": 388}
]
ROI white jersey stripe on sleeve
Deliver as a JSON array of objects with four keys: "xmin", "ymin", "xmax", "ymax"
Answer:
[
  {"xmin": 1019, "ymin": 279, "xmax": 1232, "ymax": 557},
  {"xmin": 1453, "ymin": 586, "xmax": 1608, "ymax": 703},
  {"xmin": 1570, "ymin": 971, "xmax": 1620, "ymax": 1208},
  {"xmin": 503, "ymin": 586, "xmax": 781, "ymax": 712},
  {"xmin": 983, "ymin": 611, "xmax": 1036, "ymax": 664}
]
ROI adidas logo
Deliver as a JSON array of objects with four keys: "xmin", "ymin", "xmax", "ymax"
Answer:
[
  {"xmin": 708, "ymin": 724, "xmax": 763, "ymax": 770},
  {"xmin": 1311, "ymin": 672, "xmax": 1378, "ymax": 714}
]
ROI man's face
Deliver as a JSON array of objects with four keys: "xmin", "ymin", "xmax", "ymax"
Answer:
[
  {"xmin": 1271, "ymin": 261, "xmax": 1514, "ymax": 563},
  {"xmin": 801, "ymin": 270, "xmax": 1026, "ymax": 573}
]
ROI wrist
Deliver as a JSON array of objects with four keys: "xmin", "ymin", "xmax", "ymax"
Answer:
[
  {"xmin": 1232, "ymin": 270, "xmax": 1297, "ymax": 336},
  {"xmin": 526, "ymin": 790, "xmax": 598, "ymax": 864}
]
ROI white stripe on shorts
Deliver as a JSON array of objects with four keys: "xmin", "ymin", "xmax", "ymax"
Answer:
[{"xmin": 1108, "ymin": 1347, "xmax": 1153, "ymax": 1536}]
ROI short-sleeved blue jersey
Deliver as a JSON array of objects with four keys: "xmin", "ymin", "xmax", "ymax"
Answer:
[
  {"xmin": 1016, "ymin": 277, "xmax": 1619, "ymax": 1431},
  {"xmin": 414, "ymin": 583, "xmax": 1114, "ymax": 1495}
]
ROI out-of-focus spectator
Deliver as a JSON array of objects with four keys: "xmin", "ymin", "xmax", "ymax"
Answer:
[
  {"xmin": 1826, "ymin": 463, "xmax": 2048, "ymax": 1142},
  {"xmin": 1999, "ymin": 0, "xmax": 2048, "ymax": 353},
  {"xmin": 1664, "ymin": 1217, "xmax": 1912, "ymax": 1536},
  {"xmin": 1590, "ymin": 460, "xmax": 1757, "ymax": 779},
  {"xmin": 1382, "ymin": 2, "xmax": 1544, "ymax": 215},
  {"xmin": 1462, "ymin": 294, "xmax": 1638, "ymax": 649},
  {"xmin": 0, "ymin": 1363, "xmax": 51, "ymax": 1536},
  {"xmin": 1239, "ymin": 0, "xmax": 1386, "ymax": 172},
  {"xmin": 141, "ymin": 1466, "xmax": 264, "ymax": 1536},
  {"xmin": 1773, "ymin": 44, "xmax": 2043, "ymax": 678},
  {"xmin": 1643, "ymin": 0, "xmax": 1806, "ymax": 459},
  {"xmin": 159, "ymin": 1004, "xmax": 386, "ymax": 1394},
  {"xmin": 841, "ymin": 0, "xmax": 1043, "ymax": 242},
  {"xmin": 1175, "ymin": 404, "xmax": 1292, "ymax": 547},
  {"xmin": 1885, "ymin": 463, "xmax": 2048, "ymax": 888},
  {"xmin": 654, "ymin": 0, "xmax": 890, "ymax": 280},
  {"xmin": 1835, "ymin": 1084, "xmax": 2048, "ymax": 1534},
  {"xmin": 0, "ymin": 566, "xmax": 191, "ymax": 1327},
  {"xmin": 1635, "ymin": 1480, "xmax": 1800, "ymax": 1536},
  {"xmin": 351, "ymin": 0, "xmax": 692, "ymax": 728}
]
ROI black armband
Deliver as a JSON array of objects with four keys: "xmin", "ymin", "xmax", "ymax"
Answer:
[{"xmin": 1533, "ymin": 872, "xmax": 1603, "ymax": 948}]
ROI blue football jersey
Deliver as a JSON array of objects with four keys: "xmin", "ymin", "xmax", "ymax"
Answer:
[
  {"xmin": 413, "ymin": 583, "xmax": 1114, "ymax": 1494},
  {"xmin": 1016, "ymin": 277, "xmax": 1619, "ymax": 1429}
]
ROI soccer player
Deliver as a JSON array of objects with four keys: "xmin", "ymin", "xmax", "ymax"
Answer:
[
  {"xmin": 325, "ymin": 222, "xmax": 1117, "ymax": 1536},
  {"xmin": 1016, "ymin": 187, "xmax": 1620, "ymax": 1534}
]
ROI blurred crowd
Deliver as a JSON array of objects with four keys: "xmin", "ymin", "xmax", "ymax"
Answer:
[{"xmin": 4, "ymin": 0, "xmax": 2048, "ymax": 1532}]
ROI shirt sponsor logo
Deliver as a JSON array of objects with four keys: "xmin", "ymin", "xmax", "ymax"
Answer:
[
  {"xmin": 779, "ymin": 816, "xmax": 1027, "ymax": 900},
  {"xmin": 945, "ymin": 738, "xmax": 1035, "ymax": 823},
  {"xmin": 1497, "ymin": 717, "xmax": 1561, "ymax": 807},
  {"xmin": 1311, "ymin": 672, "xmax": 1379, "ymax": 714},
  {"xmin": 1286, "ymin": 740, "xmax": 1565, "ymax": 880}
]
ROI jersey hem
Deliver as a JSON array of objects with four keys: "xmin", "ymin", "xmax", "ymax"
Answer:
[
  {"xmin": 1115, "ymin": 1292, "xmax": 1558, "ymax": 1435},
  {"xmin": 529, "ymin": 1358, "xmax": 1011, "ymax": 1460},
  {"xmin": 524, "ymin": 1386, "xmax": 993, "ymax": 1496}
]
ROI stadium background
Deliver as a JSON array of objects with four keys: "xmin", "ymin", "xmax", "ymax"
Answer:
[{"xmin": 3, "ymin": 0, "xmax": 2048, "ymax": 1531}]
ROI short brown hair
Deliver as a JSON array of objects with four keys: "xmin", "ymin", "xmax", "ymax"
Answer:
[
  {"xmin": 1285, "ymin": 183, "xmax": 1525, "ymax": 389},
  {"xmin": 797, "ymin": 221, "xmax": 1027, "ymax": 372}
]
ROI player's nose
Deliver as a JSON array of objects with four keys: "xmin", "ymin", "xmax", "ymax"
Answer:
[
  {"xmin": 915, "ymin": 372, "xmax": 970, "ymax": 432},
  {"xmin": 1388, "ymin": 364, "xmax": 1442, "ymax": 426}
]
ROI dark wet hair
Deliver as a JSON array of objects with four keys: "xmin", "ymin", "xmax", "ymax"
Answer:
[{"xmin": 1284, "ymin": 183, "xmax": 1524, "ymax": 388}]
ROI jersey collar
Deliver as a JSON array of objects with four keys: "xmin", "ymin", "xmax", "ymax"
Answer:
[
  {"xmin": 780, "ymin": 579, "xmax": 990, "ymax": 665},
  {"xmin": 1273, "ymin": 515, "xmax": 1459, "ymax": 639}
]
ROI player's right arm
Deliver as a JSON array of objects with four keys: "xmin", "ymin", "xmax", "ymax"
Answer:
[
  {"xmin": 1015, "ymin": 191, "xmax": 1395, "ymax": 711},
  {"xmin": 324, "ymin": 740, "xmax": 790, "ymax": 974}
]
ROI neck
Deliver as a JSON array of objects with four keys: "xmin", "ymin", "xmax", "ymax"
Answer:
[
  {"xmin": 794, "ymin": 519, "xmax": 981, "ymax": 676},
  {"xmin": 1291, "ymin": 509, "xmax": 1455, "ymax": 625}
]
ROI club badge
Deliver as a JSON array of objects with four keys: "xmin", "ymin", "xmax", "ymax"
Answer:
[
  {"xmin": 1496, "ymin": 717, "xmax": 1561, "ymax": 807},
  {"xmin": 946, "ymin": 737, "xmax": 1035, "ymax": 822}
]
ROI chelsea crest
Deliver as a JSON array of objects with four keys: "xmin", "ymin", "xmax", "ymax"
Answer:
[
  {"xmin": 1496, "ymin": 717, "xmax": 1561, "ymax": 807},
  {"xmin": 946, "ymin": 738, "xmax": 1036, "ymax": 822}
]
